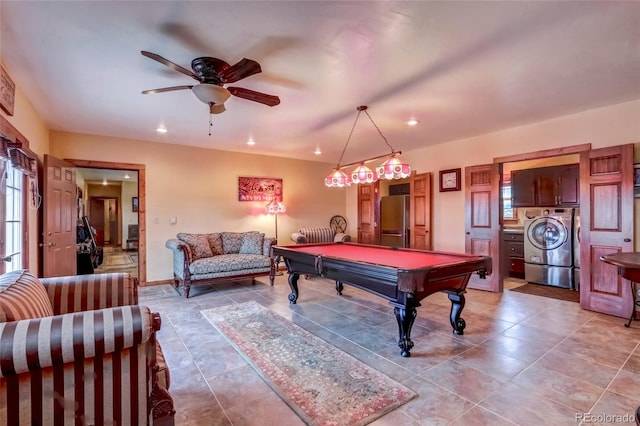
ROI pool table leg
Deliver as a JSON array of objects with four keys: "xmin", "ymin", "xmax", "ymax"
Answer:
[
  {"xmin": 448, "ymin": 292, "xmax": 466, "ymax": 335},
  {"xmin": 335, "ymin": 281, "xmax": 344, "ymax": 295},
  {"xmin": 288, "ymin": 272, "xmax": 300, "ymax": 304},
  {"xmin": 393, "ymin": 298, "xmax": 418, "ymax": 358}
]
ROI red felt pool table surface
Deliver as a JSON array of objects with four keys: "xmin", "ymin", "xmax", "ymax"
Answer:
[{"xmin": 282, "ymin": 243, "xmax": 477, "ymax": 271}]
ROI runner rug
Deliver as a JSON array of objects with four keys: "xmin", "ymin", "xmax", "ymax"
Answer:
[{"xmin": 201, "ymin": 301, "xmax": 416, "ymax": 426}]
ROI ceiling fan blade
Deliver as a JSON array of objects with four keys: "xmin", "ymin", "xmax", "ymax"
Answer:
[
  {"xmin": 220, "ymin": 58, "xmax": 262, "ymax": 83},
  {"xmin": 142, "ymin": 85, "xmax": 193, "ymax": 94},
  {"xmin": 141, "ymin": 51, "xmax": 201, "ymax": 81},
  {"xmin": 227, "ymin": 87, "xmax": 280, "ymax": 106}
]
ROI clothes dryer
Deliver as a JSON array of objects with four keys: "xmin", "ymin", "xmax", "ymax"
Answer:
[{"xmin": 524, "ymin": 208, "xmax": 574, "ymax": 288}]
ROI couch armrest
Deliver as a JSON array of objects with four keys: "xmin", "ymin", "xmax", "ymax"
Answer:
[
  {"xmin": 166, "ymin": 238, "xmax": 192, "ymax": 280},
  {"xmin": 334, "ymin": 233, "xmax": 352, "ymax": 243},
  {"xmin": 0, "ymin": 305, "xmax": 154, "ymax": 377},
  {"xmin": 263, "ymin": 236, "xmax": 277, "ymax": 256},
  {"xmin": 291, "ymin": 232, "xmax": 308, "ymax": 244},
  {"xmin": 41, "ymin": 272, "xmax": 138, "ymax": 315}
]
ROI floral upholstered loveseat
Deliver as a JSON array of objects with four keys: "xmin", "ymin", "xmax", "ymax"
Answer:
[
  {"xmin": 0, "ymin": 270, "xmax": 174, "ymax": 425},
  {"xmin": 165, "ymin": 231, "xmax": 276, "ymax": 298}
]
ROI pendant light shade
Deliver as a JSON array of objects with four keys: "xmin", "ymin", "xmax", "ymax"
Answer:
[
  {"xmin": 324, "ymin": 105, "xmax": 412, "ymax": 187},
  {"xmin": 325, "ymin": 169, "xmax": 351, "ymax": 187},
  {"xmin": 351, "ymin": 164, "xmax": 377, "ymax": 184},
  {"xmin": 376, "ymin": 156, "xmax": 412, "ymax": 180}
]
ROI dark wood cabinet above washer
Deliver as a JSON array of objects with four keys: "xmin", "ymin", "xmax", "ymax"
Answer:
[{"xmin": 511, "ymin": 164, "xmax": 579, "ymax": 207}]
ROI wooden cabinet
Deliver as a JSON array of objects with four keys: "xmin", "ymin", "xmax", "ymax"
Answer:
[
  {"xmin": 503, "ymin": 231, "xmax": 524, "ymax": 278},
  {"xmin": 511, "ymin": 169, "xmax": 537, "ymax": 207},
  {"xmin": 511, "ymin": 164, "xmax": 579, "ymax": 207}
]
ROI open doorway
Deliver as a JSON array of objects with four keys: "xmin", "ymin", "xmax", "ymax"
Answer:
[{"xmin": 65, "ymin": 159, "xmax": 146, "ymax": 284}]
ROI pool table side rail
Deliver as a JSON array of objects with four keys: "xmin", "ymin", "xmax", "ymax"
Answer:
[{"xmin": 274, "ymin": 245, "xmax": 492, "ymax": 294}]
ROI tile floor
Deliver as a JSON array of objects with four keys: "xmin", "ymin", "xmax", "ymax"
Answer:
[{"xmin": 139, "ymin": 275, "xmax": 640, "ymax": 425}]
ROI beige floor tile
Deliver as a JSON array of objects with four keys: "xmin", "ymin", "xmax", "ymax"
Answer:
[
  {"xmin": 138, "ymin": 277, "xmax": 640, "ymax": 426},
  {"xmin": 419, "ymin": 359, "xmax": 504, "ymax": 403}
]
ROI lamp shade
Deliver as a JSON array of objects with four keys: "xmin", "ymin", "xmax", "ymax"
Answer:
[
  {"xmin": 192, "ymin": 83, "xmax": 231, "ymax": 105},
  {"xmin": 324, "ymin": 169, "xmax": 351, "ymax": 187},
  {"xmin": 376, "ymin": 156, "xmax": 411, "ymax": 180},
  {"xmin": 265, "ymin": 199, "xmax": 286, "ymax": 214},
  {"xmin": 350, "ymin": 164, "xmax": 377, "ymax": 184}
]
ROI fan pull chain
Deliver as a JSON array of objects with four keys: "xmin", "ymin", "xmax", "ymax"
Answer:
[{"xmin": 209, "ymin": 112, "xmax": 213, "ymax": 136}]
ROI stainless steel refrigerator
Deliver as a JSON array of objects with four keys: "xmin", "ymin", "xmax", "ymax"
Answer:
[{"xmin": 380, "ymin": 195, "xmax": 410, "ymax": 248}]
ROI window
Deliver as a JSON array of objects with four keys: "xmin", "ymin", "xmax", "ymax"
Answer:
[
  {"xmin": 502, "ymin": 183, "xmax": 517, "ymax": 220},
  {"xmin": 4, "ymin": 162, "xmax": 25, "ymax": 272}
]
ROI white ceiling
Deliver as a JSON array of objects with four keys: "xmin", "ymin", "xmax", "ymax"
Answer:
[{"xmin": 1, "ymin": 1, "xmax": 639, "ymax": 166}]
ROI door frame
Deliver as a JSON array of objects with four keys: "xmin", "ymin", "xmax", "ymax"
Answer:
[
  {"xmin": 64, "ymin": 159, "xmax": 147, "ymax": 285},
  {"xmin": 492, "ymin": 143, "xmax": 591, "ymax": 291}
]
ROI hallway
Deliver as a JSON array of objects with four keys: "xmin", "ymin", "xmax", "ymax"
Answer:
[{"xmin": 94, "ymin": 245, "xmax": 138, "ymax": 278}]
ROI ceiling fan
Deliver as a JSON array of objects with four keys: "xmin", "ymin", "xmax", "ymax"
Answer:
[{"xmin": 140, "ymin": 51, "xmax": 280, "ymax": 115}]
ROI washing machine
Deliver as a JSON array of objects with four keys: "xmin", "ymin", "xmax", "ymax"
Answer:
[{"xmin": 524, "ymin": 208, "xmax": 574, "ymax": 288}]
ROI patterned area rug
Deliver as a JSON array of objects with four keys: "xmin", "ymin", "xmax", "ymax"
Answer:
[
  {"xmin": 202, "ymin": 301, "xmax": 416, "ymax": 426},
  {"xmin": 102, "ymin": 253, "xmax": 135, "ymax": 266}
]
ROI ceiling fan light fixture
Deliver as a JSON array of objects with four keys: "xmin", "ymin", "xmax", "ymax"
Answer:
[
  {"xmin": 209, "ymin": 103, "xmax": 226, "ymax": 114},
  {"xmin": 192, "ymin": 83, "xmax": 231, "ymax": 105}
]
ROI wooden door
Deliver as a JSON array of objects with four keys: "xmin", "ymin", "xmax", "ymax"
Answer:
[
  {"xmin": 410, "ymin": 172, "xmax": 432, "ymax": 249},
  {"xmin": 89, "ymin": 198, "xmax": 106, "ymax": 246},
  {"xmin": 465, "ymin": 163, "xmax": 501, "ymax": 291},
  {"xmin": 43, "ymin": 155, "xmax": 77, "ymax": 277},
  {"xmin": 579, "ymin": 144, "xmax": 634, "ymax": 318},
  {"xmin": 357, "ymin": 182, "xmax": 378, "ymax": 244}
]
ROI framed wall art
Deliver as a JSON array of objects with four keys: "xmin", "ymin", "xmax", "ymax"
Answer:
[
  {"xmin": 238, "ymin": 176, "xmax": 283, "ymax": 201},
  {"xmin": 132, "ymin": 196, "xmax": 139, "ymax": 212}
]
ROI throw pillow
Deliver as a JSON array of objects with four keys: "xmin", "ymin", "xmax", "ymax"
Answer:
[
  {"xmin": 239, "ymin": 232, "xmax": 265, "ymax": 255},
  {"xmin": 0, "ymin": 270, "xmax": 54, "ymax": 323},
  {"xmin": 221, "ymin": 232, "xmax": 246, "ymax": 254},
  {"xmin": 207, "ymin": 233, "xmax": 223, "ymax": 256},
  {"xmin": 177, "ymin": 233, "xmax": 213, "ymax": 260}
]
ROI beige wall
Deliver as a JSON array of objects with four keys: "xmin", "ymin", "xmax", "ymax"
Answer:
[
  {"xmin": 345, "ymin": 100, "xmax": 640, "ymax": 253},
  {"xmin": 0, "ymin": 66, "xmax": 51, "ymax": 272},
  {"xmin": 49, "ymin": 132, "xmax": 347, "ymax": 282}
]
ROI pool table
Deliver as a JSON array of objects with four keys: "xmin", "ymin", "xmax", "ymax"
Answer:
[{"xmin": 272, "ymin": 242, "xmax": 492, "ymax": 357}]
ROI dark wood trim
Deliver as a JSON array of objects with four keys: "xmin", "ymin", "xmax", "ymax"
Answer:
[
  {"xmin": 64, "ymin": 158, "xmax": 147, "ymax": 285},
  {"xmin": 493, "ymin": 143, "xmax": 591, "ymax": 164},
  {"xmin": 0, "ymin": 114, "xmax": 29, "ymax": 148}
]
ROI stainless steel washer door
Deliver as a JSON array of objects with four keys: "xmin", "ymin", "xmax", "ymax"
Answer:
[{"xmin": 527, "ymin": 217, "xmax": 568, "ymax": 251}]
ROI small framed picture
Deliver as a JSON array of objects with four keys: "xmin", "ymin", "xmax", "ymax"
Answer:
[
  {"xmin": 132, "ymin": 196, "xmax": 139, "ymax": 212},
  {"xmin": 439, "ymin": 168, "xmax": 461, "ymax": 192}
]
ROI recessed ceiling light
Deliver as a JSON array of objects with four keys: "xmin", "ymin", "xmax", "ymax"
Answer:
[
  {"xmin": 247, "ymin": 138, "xmax": 255, "ymax": 146},
  {"xmin": 407, "ymin": 119, "xmax": 418, "ymax": 126},
  {"xmin": 156, "ymin": 127, "xmax": 168, "ymax": 134},
  {"xmin": 314, "ymin": 147, "xmax": 322, "ymax": 155},
  {"xmin": 102, "ymin": 179, "xmax": 108, "ymax": 186},
  {"xmin": 124, "ymin": 174, "xmax": 130, "ymax": 179}
]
